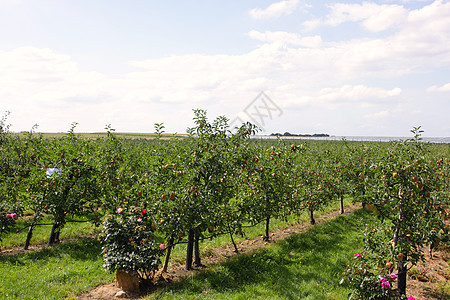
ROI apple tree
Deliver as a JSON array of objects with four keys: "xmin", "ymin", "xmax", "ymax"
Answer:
[{"xmin": 346, "ymin": 128, "xmax": 449, "ymax": 296}]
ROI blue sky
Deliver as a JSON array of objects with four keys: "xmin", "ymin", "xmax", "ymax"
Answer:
[{"xmin": 1, "ymin": 0, "xmax": 449, "ymax": 136}]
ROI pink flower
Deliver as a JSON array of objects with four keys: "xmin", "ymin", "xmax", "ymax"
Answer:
[
  {"xmin": 380, "ymin": 278, "xmax": 391, "ymax": 289},
  {"xmin": 11, "ymin": 213, "xmax": 17, "ymax": 219},
  {"xmin": 408, "ymin": 297, "xmax": 415, "ymax": 300},
  {"xmin": 6, "ymin": 213, "xmax": 11, "ymax": 219},
  {"xmin": 354, "ymin": 253, "xmax": 362, "ymax": 259},
  {"xmin": 137, "ymin": 218, "xmax": 142, "ymax": 223},
  {"xmin": 117, "ymin": 207, "xmax": 123, "ymax": 214},
  {"xmin": 159, "ymin": 243, "xmax": 166, "ymax": 250},
  {"xmin": 390, "ymin": 272, "xmax": 398, "ymax": 280}
]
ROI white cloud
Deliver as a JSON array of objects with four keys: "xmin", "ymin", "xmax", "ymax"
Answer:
[
  {"xmin": 301, "ymin": 18, "xmax": 321, "ymax": 31},
  {"xmin": 428, "ymin": 83, "xmax": 450, "ymax": 92},
  {"xmin": 331, "ymin": 1, "xmax": 450, "ymax": 77},
  {"xmin": 0, "ymin": 47, "xmax": 111, "ymax": 107},
  {"xmin": 249, "ymin": 0, "xmax": 300, "ymax": 19},
  {"xmin": 325, "ymin": 2, "xmax": 408, "ymax": 32},
  {"xmin": 248, "ymin": 30, "xmax": 322, "ymax": 47},
  {"xmin": 278, "ymin": 85, "xmax": 401, "ymax": 109},
  {"xmin": 365, "ymin": 110, "xmax": 390, "ymax": 119},
  {"xmin": 318, "ymin": 85, "xmax": 402, "ymax": 102}
]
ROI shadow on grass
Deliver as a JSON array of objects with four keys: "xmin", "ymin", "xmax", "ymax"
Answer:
[
  {"xmin": 158, "ymin": 209, "xmax": 370, "ymax": 298},
  {"xmin": 0, "ymin": 237, "xmax": 101, "ymax": 265}
]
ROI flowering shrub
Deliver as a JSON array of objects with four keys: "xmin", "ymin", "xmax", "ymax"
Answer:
[
  {"xmin": 100, "ymin": 207, "xmax": 163, "ymax": 280},
  {"xmin": 341, "ymin": 252, "xmax": 403, "ymax": 299},
  {"xmin": 0, "ymin": 202, "xmax": 22, "ymax": 243}
]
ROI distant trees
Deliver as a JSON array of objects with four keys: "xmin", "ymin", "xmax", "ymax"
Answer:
[{"xmin": 270, "ymin": 132, "xmax": 330, "ymax": 137}]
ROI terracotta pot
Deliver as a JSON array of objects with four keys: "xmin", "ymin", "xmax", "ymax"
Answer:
[{"xmin": 116, "ymin": 269, "xmax": 140, "ymax": 292}]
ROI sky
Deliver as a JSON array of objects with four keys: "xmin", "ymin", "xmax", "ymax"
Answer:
[{"xmin": 1, "ymin": 0, "xmax": 449, "ymax": 137}]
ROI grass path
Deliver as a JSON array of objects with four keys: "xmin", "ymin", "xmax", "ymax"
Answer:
[
  {"xmin": 144, "ymin": 207, "xmax": 366, "ymax": 300},
  {"xmin": 0, "ymin": 238, "xmax": 114, "ymax": 299},
  {"xmin": 77, "ymin": 203, "xmax": 363, "ymax": 299},
  {"xmin": 0, "ymin": 202, "xmax": 366, "ymax": 299}
]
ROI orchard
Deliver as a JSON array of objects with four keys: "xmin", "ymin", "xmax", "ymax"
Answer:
[{"xmin": 1, "ymin": 110, "xmax": 448, "ymax": 298}]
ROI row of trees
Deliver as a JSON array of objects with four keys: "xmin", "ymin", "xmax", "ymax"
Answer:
[{"xmin": 1, "ymin": 110, "xmax": 448, "ymax": 296}]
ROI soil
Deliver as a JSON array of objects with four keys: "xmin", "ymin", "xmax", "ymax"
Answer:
[
  {"xmin": 407, "ymin": 245, "xmax": 449, "ymax": 300},
  {"xmin": 76, "ymin": 204, "xmax": 449, "ymax": 300},
  {"xmin": 0, "ymin": 234, "xmax": 96, "ymax": 256}
]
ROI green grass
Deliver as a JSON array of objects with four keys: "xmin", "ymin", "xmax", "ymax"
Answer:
[
  {"xmin": 165, "ymin": 197, "xmax": 355, "ymax": 267},
  {"xmin": 0, "ymin": 199, "xmax": 360, "ymax": 299},
  {"xmin": 147, "ymin": 209, "xmax": 371, "ymax": 300},
  {"xmin": 0, "ymin": 238, "xmax": 114, "ymax": 300},
  {"xmin": 1, "ymin": 215, "xmax": 101, "ymax": 250},
  {"xmin": 12, "ymin": 131, "xmax": 185, "ymax": 140}
]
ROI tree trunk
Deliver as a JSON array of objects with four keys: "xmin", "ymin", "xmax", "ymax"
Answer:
[
  {"xmin": 361, "ymin": 189, "xmax": 366, "ymax": 208},
  {"xmin": 394, "ymin": 190, "xmax": 407, "ymax": 296},
  {"xmin": 194, "ymin": 227, "xmax": 202, "ymax": 266},
  {"xmin": 228, "ymin": 224, "xmax": 239, "ymax": 253},
  {"xmin": 263, "ymin": 216, "xmax": 270, "ymax": 241},
  {"xmin": 162, "ymin": 238, "xmax": 174, "ymax": 273},
  {"xmin": 185, "ymin": 228, "xmax": 194, "ymax": 270},
  {"xmin": 309, "ymin": 209, "xmax": 315, "ymax": 225},
  {"xmin": 47, "ymin": 220, "xmax": 59, "ymax": 246},
  {"xmin": 339, "ymin": 193, "xmax": 344, "ymax": 214},
  {"xmin": 55, "ymin": 227, "xmax": 61, "ymax": 243},
  {"xmin": 397, "ymin": 254, "xmax": 407, "ymax": 296},
  {"xmin": 24, "ymin": 223, "xmax": 35, "ymax": 250}
]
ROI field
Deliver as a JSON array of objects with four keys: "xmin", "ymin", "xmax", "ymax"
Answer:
[{"xmin": 1, "ymin": 113, "xmax": 449, "ymax": 299}]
